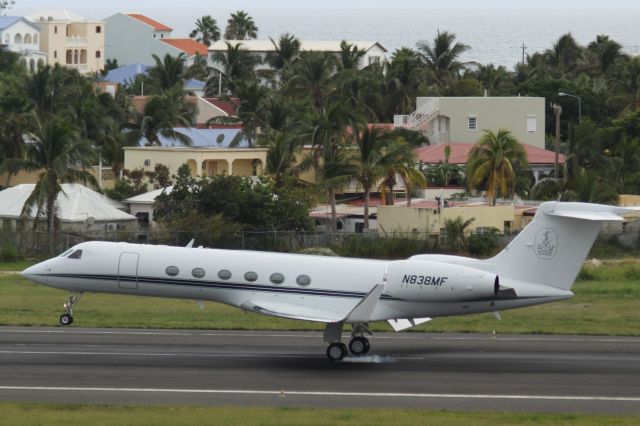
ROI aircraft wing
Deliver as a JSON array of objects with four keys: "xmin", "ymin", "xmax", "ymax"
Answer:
[
  {"xmin": 241, "ymin": 300, "xmax": 345, "ymax": 323},
  {"xmin": 241, "ymin": 284, "xmax": 386, "ymax": 323}
]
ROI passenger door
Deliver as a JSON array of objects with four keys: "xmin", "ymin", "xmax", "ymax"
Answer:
[{"xmin": 118, "ymin": 252, "xmax": 139, "ymax": 289}]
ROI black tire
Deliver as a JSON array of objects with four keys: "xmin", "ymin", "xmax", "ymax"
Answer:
[
  {"xmin": 326, "ymin": 342, "xmax": 347, "ymax": 361},
  {"xmin": 349, "ymin": 336, "xmax": 370, "ymax": 356},
  {"xmin": 59, "ymin": 314, "xmax": 72, "ymax": 326}
]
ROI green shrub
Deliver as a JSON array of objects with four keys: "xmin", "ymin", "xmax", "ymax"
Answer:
[
  {"xmin": 467, "ymin": 230, "xmax": 501, "ymax": 257},
  {"xmin": 0, "ymin": 243, "xmax": 22, "ymax": 262},
  {"xmin": 331, "ymin": 235, "xmax": 436, "ymax": 259}
]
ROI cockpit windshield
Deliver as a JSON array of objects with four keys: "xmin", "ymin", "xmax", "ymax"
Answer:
[
  {"xmin": 58, "ymin": 248, "xmax": 74, "ymax": 257},
  {"xmin": 68, "ymin": 250, "xmax": 83, "ymax": 259}
]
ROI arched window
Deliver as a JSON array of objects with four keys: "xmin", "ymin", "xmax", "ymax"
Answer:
[
  {"xmin": 14, "ymin": 33, "xmax": 22, "ymax": 44},
  {"xmin": 24, "ymin": 34, "xmax": 32, "ymax": 44},
  {"xmin": 34, "ymin": 33, "xmax": 38, "ymax": 44}
]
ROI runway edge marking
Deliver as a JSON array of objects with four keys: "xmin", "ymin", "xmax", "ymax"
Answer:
[{"xmin": 1, "ymin": 387, "xmax": 639, "ymax": 402}]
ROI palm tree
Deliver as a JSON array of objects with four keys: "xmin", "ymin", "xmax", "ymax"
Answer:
[
  {"xmin": 377, "ymin": 137, "xmax": 425, "ymax": 206},
  {"xmin": 125, "ymin": 87, "xmax": 195, "ymax": 146},
  {"xmin": 337, "ymin": 40, "xmax": 366, "ymax": 70},
  {"xmin": 147, "ymin": 53, "xmax": 187, "ymax": 93},
  {"xmin": 385, "ymin": 47, "xmax": 424, "ymax": 117},
  {"xmin": 207, "ymin": 42, "xmax": 260, "ymax": 93},
  {"xmin": 471, "ymin": 64, "xmax": 512, "ymax": 95},
  {"xmin": 189, "ymin": 15, "xmax": 220, "ymax": 47},
  {"xmin": 266, "ymin": 33, "xmax": 301, "ymax": 72},
  {"xmin": 588, "ymin": 35, "xmax": 625, "ymax": 75},
  {"xmin": 466, "ymin": 129, "xmax": 528, "ymax": 206},
  {"xmin": 546, "ymin": 33, "xmax": 584, "ymax": 74},
  {"xmin": 416, "ymin": 30, "xmax": 470, "ymax": 87},
  {"xmin": 233, "ymin": 79, "xmax": 269, "ymax": 147},
  {"xmin": 224, "ymin": 10, "xmax": 258, "ymax": 40},
  {"xmin": 443, "ymin": 216, "xmax": 475, "ymax": 252},
  {"xmin": 18, "ymin": 116, "xmax": 96, "ymax": 252},
  {"xmin": 287, "ymin": 51, "xmax": 338, "ymax": 111},
  {"xmin": 0, "ymin": 91, "xmax": 32, "ymax": 187},
  {"xmin": 259, "ymin": 130, "xmax": 305, "ymax": 187}
]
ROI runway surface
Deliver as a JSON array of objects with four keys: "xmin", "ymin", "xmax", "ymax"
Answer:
[{"xmin": 1, "ymin": 326, "xmax": 639, "ymax": 414}]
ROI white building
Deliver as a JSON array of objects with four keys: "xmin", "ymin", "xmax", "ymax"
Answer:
[
  {"xmin": 104, "ymin": 13, "xmax": 208, "ymax": 67},
  {"xmin": 394, "ymin": 96, "xmax": 546, "ymax": 149},
  {"xmin": 0, "ymin": 184, "xmax": 137, "ymax": 233},
  {"xmin": 0, "ymin": 16, "xmax": 46, "ymax": 72}
]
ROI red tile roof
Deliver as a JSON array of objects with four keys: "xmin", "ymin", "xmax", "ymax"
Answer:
[
  {"xmin": 161, "ymin": 38, "xmax": 208, "ymax": 56},
  {"xmin": 415, "ymin": 143, "xmax": 566, "ymax": 165},
  {"xmin": 126, "ymin": 14, "xmax": 172, "ymax": 31},
  {"xmin": 202, "ymin": 97, "xmax": 239, "ymax": 116}
]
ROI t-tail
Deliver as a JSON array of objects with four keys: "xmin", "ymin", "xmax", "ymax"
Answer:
[{"xmin": 488, "ymin": 202, "xmax": 634, "ymax": 290}]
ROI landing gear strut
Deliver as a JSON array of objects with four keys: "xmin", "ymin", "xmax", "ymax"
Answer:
[
  {"xmin": 59, "ymin": 292, "xmax": 83, "ymax": 326},
  {"xmin": 324, "ymin": 322, "xmax": 373, "ymax": 361}
]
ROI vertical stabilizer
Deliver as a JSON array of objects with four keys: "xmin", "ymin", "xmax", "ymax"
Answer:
[{"xmin": 489, "ymin": 202, "xmax": 632, "ymax": 290}]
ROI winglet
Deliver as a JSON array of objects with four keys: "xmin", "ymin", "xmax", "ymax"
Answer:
[{"xmin": 343, "ymin": 284, "xmax": 385, "ymax": 323}]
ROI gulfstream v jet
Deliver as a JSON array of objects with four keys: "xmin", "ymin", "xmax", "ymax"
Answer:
[{"xmin": 21, "ymin": 202, "xmax": 633, "ymax": 361}]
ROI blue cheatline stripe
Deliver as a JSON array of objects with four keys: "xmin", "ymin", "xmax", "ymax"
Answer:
[{"xmin": 46, "ymin": 273, "xmax": 403, "ymax": 301}]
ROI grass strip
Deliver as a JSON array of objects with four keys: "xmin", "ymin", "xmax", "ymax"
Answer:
[{"xmin": 0, "ymin": 403, "xmax": 638, "ymax": 426}]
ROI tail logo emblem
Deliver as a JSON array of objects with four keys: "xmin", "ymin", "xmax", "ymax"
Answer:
[{"xmin": 535, "ymin": 228, "xmax": 558, "ymax": 259}]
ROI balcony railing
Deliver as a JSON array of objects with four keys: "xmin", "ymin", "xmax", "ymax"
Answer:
[{"xmin": 66, "ymin": 37, "xmax": 88, "ymax": 47}]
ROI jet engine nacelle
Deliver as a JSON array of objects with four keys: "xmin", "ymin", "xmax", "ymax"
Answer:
[{"xmin": 385, "ymin": 259, "xmax": 499, "ymax": 302}]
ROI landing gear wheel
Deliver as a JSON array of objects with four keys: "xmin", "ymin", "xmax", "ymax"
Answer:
[
  {"xmin": 348, "ymin": 336, "xmax": 370, "ymax": 356},
  {"xmin": 326, "ymin": 342, "xmax": 348, "ymax": 362},
  {"xmin": 59, "ymin": 313, "xmax": 73, "ymax": 326}
]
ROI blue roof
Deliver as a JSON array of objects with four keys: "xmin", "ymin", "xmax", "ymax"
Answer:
[
  {"xmin": 0, "ymin": 17, "xmax": 39, "ymax": 31},
  {"xmin": 104, "ymin": 63, "xmax": 149, "ymax": 85},
  {"xmin": 139, "ymin": 128, "xmax": 249, "ymax": 148}
]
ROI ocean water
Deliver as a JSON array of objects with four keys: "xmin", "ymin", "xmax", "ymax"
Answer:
[
  {"xmin": 137, "ymin": 8, "xmax": 640, "ymax": 68},
  {"xmin": 16, "ymin": 6, "xmax": 640, "ymax": 68}
]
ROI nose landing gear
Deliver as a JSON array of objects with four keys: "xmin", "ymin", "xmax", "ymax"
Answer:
[{"xmin": 59, "ymin": 292, "xmax": 83, "ymax": 326}]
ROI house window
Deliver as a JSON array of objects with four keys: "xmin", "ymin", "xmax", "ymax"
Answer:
[
  {"xmin": 527, "ymin": 115, "xmax": 537, "ymax": 133},
  {"xmin": 96, "ymin": 25, "xmax": 101, "ymax": 33},
  {"xmin": 95, "ymin": 50, "xmax": 101, "ymax": 58},
  {"xmin": 467, "ymin": 116, "xmax": 477, "ymax": 131},
  {"xmin": 53, "ymin": 50, "xmax": 57, "ymax": 59},
  {"xmin": 368, "ymin": 56, "xmax": 380, "ymax": 65},
  {"xmin": 54, "ymin": 26, "xmax": 57, "ymax": 34}
]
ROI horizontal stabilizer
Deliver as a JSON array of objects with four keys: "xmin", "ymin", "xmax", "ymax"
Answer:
[
  {"xmin": 388, "ymin": 317, "xmax": 431, "ymax": 332},
  {"xmin": 545, "ymin": 203, "xmax": 637, "ymax": 222}
]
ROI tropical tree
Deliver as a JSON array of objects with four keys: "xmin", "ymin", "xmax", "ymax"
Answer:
[
  {"xmin": 0, "ymin": 91, "xmax": 32, "ymax": 187},
  {"xmin": 147, "ymin": 53, "xmax": 187, "ymax": 93},
  {"xmin": 189, "ymin": 15, "xmax": 220, "ymax": 47},
  {"xmin": 466, "ymin": 129, "xmax": 528, "ymax": 205},
  {"xmin": 337, "ymin": 40, "xmax": 366, "ymax": 71},
  {"xmin": 416, "ymin": 30, "xmax": 470, "ymax": 88},
  {"xmin": 224, "ymin": 10, "xmax": 258, "ymax": 40},
  {"xmin": 18, "ymin": 116, "xmax": 96, "ymax": 251},
  {"xmin": 588, "ymin": 34, "xmax": 625, "ymax": 75},
  {"xmin": 545, "ymin": 33, "xmax": 584, "ymax": 74},
  {"xmin": 377, "ymin": 137, "xmax": 425, "ymax": 206},
  {"xmin": 443, "ymin": 216, "xmax": 475, "ymax": 252},
  {"xmin": 384, "ymin": 47, "xmax": 424, "ymax": 117},
  {"xmin": 233, "ymin": 79, "xmax": 269, "ymax": 147},
  {"xmin": 266, "ymin": 33, "xmax": 301, "ymax": 72},
  {"xmin": 287, "ymin": 51, "xmax": 338, "ymax": 111},
  {"xmin": 258, "ymin": 130, "xmax": 304, "ymax": 186},
  {"xmin": 207, "ymin": 42, "xmax": 260, "ymax": 93},
  {"xmin": 125, "ymin": 87, "xmax": 195, "ymax": 146}
]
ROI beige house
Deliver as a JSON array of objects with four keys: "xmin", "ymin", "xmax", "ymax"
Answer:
[
  {"xmin": 395, "ymin": 96, "xmax": 546, "ymax": 149},
  {"xmin": 378, "ymin": 202, "xmax": 518, "ymax": 236},
  {"xmin": 26, "ymin": 10, "xmax": 105, "ymax": 74}
]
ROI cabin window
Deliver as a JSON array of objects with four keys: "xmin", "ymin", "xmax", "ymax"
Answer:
[
  {"xmin": 269, "ymin": 273, "xmax": 285, "ymax": 284},
  {"xmin": 191, "ymin": 268, "xmax": 205, "ymax": 278},
  {"xmin": 296, "ymin": 274, "xmax": 311, "ymax": 286},
  {"xmin": 244, "ymin": 271, "xmax": 258, "ymax": 282},
  {"xmin": 165, "ymin": 266, "xmax": 179, "ymax": 276},
  {"xmin": 218, "ymin": 269, "xmax": 232, "ymax": 280},
  {"xmin": 58, "ymin": 248, "xmax": 74, "ymax": 257},
  {"xmin": 68, "ymin": 250, "xmax": 83, "ymax": 259}
]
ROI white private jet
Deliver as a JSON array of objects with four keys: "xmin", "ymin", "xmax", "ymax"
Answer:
[{"xmin": 21, "ymin": 201, "xmax": 632, "ymax": 361}]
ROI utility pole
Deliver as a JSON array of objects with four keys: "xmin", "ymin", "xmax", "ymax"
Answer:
[
  {"xmin": 552, "ymin": 103, "xmax": 562, "ymax": 180},
  {"xmin": 521, "ymin": 43, "xmax": 527, "ymax": 65}
]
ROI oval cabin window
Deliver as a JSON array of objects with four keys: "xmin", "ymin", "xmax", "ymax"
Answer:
[
  {"xmin": 218, "ymin": 269, "xmax": 232, "ymax": 280},
  {"xmin": 192, "ymin": 268, "xmax": 205, "ymax": 278},
  {"xmin": 165, "ymin": 266, "xmax": 179, "ymax": 276},
  {"xmin": 270, "ymin": 273, "xmax": 285, "ymax": 284},
  {"xmin": 296, "ymin": 274, "xmax": 311, "ymax": 286},
  {"xmin": 244, "ymin": 271, "xmax": 258, "ymax": 282}
]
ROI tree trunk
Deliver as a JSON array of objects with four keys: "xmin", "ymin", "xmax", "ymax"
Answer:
[
  {"xmin": 47, "ymin": 192, "xmax": 56, "ymax": 254},
  {"xmin": 363, "ymin": 185, "xmax": 370, "ymax": 230}
]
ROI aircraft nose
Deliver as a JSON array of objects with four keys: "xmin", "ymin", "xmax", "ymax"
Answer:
[{"xmin": 21, "ymin": 262, "xmax": 51, "ymax": 284}]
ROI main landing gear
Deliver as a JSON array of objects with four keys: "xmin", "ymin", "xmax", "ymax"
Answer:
[
  {"xmin": 324, "ymin": 322, "xmax": 372, "ymax": 361},
  {"xmin": 59, "ymin": 292, "xmax": 83, "ymax": 326}
]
